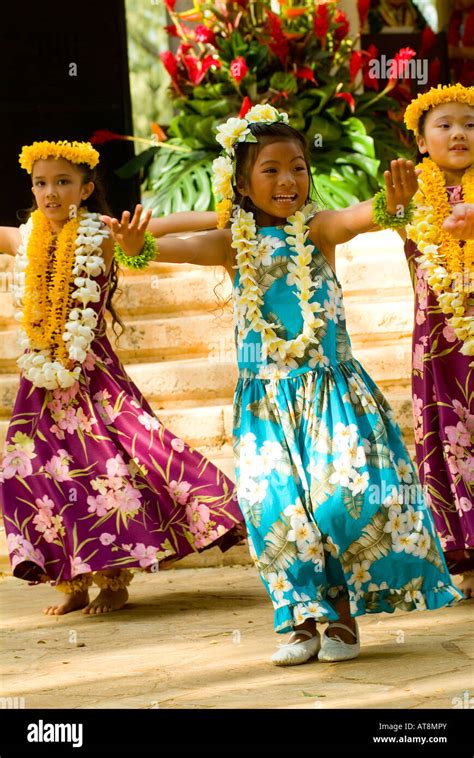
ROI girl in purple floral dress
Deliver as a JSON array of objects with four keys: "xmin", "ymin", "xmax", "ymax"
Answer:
[
  {"xmin": 402, "ymin": 85, "xmax": 474, "ymax": 597},
  {"xmin": 0, "ymin": 141, "xmax": 244, "ymax": 615}
]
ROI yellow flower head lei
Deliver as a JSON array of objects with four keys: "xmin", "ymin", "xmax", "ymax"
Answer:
[
  {"xmin": 19, "ymin": 140, "xmax": 100, "ymax": 174},
  {"xmin": 404, "ymin": 83, "xmax": 474, "ymax": 137},
  {"xmin": 214, "ymin": 106, "xmax": 325, "ymax": 367},
  {"xmin": 212, "ymin": 104, "xmax": 289, "ymax": 229}
]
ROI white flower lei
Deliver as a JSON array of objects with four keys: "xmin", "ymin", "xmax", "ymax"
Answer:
[
  {"xmin": 232, "ymin": 203, "xmax": 324, "ymax": 364},
  {"xmin": 13, "ymin": 210, "xmax": 108, "ymax": 390}
]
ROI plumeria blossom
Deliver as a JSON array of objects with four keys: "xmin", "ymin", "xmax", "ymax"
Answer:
[
  {"xmin": 348, "ymin": 561, "xmax": 371, "ymax": 590},
  {"xmin": 268, "ymin": 570, "xmax": 292, "ymax": 603}
]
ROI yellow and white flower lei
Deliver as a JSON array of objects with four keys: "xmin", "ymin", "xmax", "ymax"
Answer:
[
  {"xmin": 231, "ymin": 203, "xmax": 324, "ymax": 364},
  {"xmin": 213, "ymin": 104, "xmax": 289, "ymax": 229},
  {"xmin": 13, "ymin": 210, "xmax": 108, "ymax": 389},
  {"xmin": 406, "ymin": 158, "xmax": 474, "ymax": 356}
]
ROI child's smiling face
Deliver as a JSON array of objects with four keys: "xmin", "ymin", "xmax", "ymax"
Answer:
[
  {"xmin": 417, "ymin": 102, "xmax": 474, "ymax": 183},
  {"xmin": 237, "ymin": 139, "xmax": 310, "ymax": 227},
  {"xmin": 31, "ymin": 158, "xmax": 94, "ymax": 230}
]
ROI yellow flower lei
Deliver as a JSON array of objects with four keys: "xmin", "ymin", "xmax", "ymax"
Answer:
[
  {"xmin": 407, "ymin": 158, "xmax": 474, "ymax": 356},
  {"xmin": 404, "ymin": 84, "xmax": 474, "ymax": 137},
  {"xmin": 14, "ymin": 210, "xmax": 108, "ymax": 389},
  {"xmin": 232, "ymin": 204, "xmax": 324, "ymax": 364},
  {"xmin": 23, "ymin": 210, "xmax": 80, "ymax": 359},
  {"xmin": 19, "ymin": 140, "xmax": 99, "ymax": 174}
]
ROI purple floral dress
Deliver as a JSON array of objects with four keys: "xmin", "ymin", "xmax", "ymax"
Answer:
[
  {"xmin": 0, "ymin": 242, "xmax": 244, "ymax": 585},
  {"xmin": 404, "ymin": 185, "xmax": 473, "ymax": 574}
]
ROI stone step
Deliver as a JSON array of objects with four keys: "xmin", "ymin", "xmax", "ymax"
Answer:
[
  {"xmin": 0, "ymin": 339, "xmax": 412, "ymax": 417},
  {"xmin": 0, "ymin": 292, "xmax": 414, "ymax": 369}
]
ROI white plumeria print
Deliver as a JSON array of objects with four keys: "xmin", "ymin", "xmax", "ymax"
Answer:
[{"xmin": 268, "ymin": 570, "xmax": 292, "ymax": 603}]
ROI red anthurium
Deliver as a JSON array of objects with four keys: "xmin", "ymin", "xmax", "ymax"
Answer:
[
  {"xmin": 334, "ymin": 10, "xmax": 349, "ymax": 41},
  {"xmin": 357, "ymin": 0, "xmax": 370, "ymax": 27},
  {"xmin": 230, "ymin": 56, "xmax": 249, "ymax": 83},
  {"xmin": 295, "ymin": 66, "xmax": 316, "ymax": 83},
  {"xmin": 349, "ymin": 50, "xmax": 363, "ymax": 82},
  {"xmin": 195, "ymin": 25, "xmax": 217, "ymax": 45},
  {"xmin": 335, "ymin": 92, "xmax": 355, "ymax": 112},
  {"xmin": 90, "ymin": 129, "xmax": 125, "ymax": 145},
  {"xmin": 239, "ymin": 96, "xmax": 252, "ymax": 118},
  {"xmin": 160, "ymin": 51, "xmax": 179, "ymax": 80},
  {"xmin": 419, "ymin": 26, "xmax": 436, "ymax": 56}
]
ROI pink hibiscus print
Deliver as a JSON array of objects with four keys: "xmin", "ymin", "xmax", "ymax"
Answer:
[
  {"xmin": 70, "ymin": 556, "xmax": 92, "ymax": 577},
  {"xmin": 413, "ymin": 343, "xmax": 424, "ymax": 373},
  {"xmin": 457, "ymin": 497, "xmax": 472, "ymax": 516},
  {"xmin": 166, "ymin": 480, "xmax": 192, "ymax": 505},
  {"xmin": 171, "ymin": 438, "xmax": 185, "ymax": 453},
  {"xmin": 106, "ymin": 455, "xmax": 128, "ymax": 478},
  {"xmin": 446, "ymin": 422, "xmax": 471, "ymax": 448},
  {"xmin": 99, "ymin": 532, "xmax": 116, "ymax": 546},
  {"xmin": 1, "ymin": 450, "xmax": 33, "ymax": 479},
  {"xmin": 442, "ymin": 323, "xmax": 457, "ymax": 343},
  {"xmin": 44, "ymin": 452, "xmax": 71, "ymax": 482},
  {"xmin": 130, "ymin": 543, "xmax": 159, "ymax": 567}
]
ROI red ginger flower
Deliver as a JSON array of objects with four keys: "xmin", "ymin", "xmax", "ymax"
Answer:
[
  {"xmin": 334, "ymin": 10, "xmax": 349, "ymax": 41},
  {"xmin": 296, "ymin": 66, "xmax": 316, "ymax": 83},
  {"xmin": 230, "ymin": 56, "xmax": 249, "ymax": 83},
  {"xmin": 183, "ymin": 54, "xmax": 220, "ymax": 85},
  {"xmin": 314, "ymin": 4, "xmax": 330, "ymax": 40},
  {"xmin": 267, "ymin": 11, "xmax": 289, "ymax": 65},
  {"xmin": 391, "ymin": 47, "xmax": 416, "ymax": 78},
  {"xmin": 164, "ymin": 0, "xmax": 176, "ymax": 11}
]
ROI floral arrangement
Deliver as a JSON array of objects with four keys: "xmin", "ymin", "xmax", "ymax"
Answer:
[{"xmin": 94, "ymin": 0, "xmax": 438, "ymax": 214}]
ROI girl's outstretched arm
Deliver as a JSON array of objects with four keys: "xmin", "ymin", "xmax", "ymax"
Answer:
[
  {"xmin": 0, "ymin": 227, "xmax": 21, "ymax": 256},
  {"xmin": 102, "ymin": 205, "xmax": 232, "ymax": 272},
  {"xmin": 147, "ymin": 211, "xmax": 217, "ymax": 237},
  {"xmin": 310, "ymin": 159, "xmax": 418, "ymax": 253}
]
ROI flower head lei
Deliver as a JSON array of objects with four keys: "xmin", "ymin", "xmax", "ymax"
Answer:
[
  {"xmin": 14, "ymin": 141, "xmax": 108, "ymax": 389},
  {"xmin": 403, "ymin": 86, "xmax": 474, "ymax": 356},
  {"xmin": 19, "ymin": 140, "xmax": 100, "ymax": 173},
  {"xmin": 213, "ymin": 106, "xmax": 324, "ymax": 366}
]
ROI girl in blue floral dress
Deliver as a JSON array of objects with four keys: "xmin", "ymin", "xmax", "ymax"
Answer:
[{"xmin": 107, "ymin": 105, "xmax": 463, "ymax": 666}]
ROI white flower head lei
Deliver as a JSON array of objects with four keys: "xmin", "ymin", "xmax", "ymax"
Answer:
[
  {"xmin": 14, "ymin": 210, "xmax": 108, "ymax": 390},
  {"xmin": 212, "ymin": 104, "xmax": 324, "ymax": 365}
]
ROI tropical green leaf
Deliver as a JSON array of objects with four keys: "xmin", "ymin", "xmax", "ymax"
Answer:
[
  {"xmin": 341, "ymin": 509, "xmax": 392, "ymax": 572},
  {"xmin": 309, "ymin": 462, "xmax": 337, "ymax": 507},
  {"xmin": 342, "ymin": 488, "xmax": 364, "ymax": 520},
  {"xmin": 246, "ymin": 397, "xmax": 279, "ymax": 425},
  {"xmin": 256, "ymin": 516, "xmax": 298, "ymax": 576}
]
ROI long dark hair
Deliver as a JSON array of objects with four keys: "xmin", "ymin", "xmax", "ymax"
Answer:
[{"xmin": 24, "ymin": 162, "xmax": 124, "ymax": 339}]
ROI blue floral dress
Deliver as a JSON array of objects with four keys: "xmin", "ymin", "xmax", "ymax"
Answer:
[{"xmin": 232, "ymin": 224, "xmax": 463, "ymax": 634}]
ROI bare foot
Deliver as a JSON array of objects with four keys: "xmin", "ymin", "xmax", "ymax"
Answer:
[
  {"xmin": 460, "ymin": 573, "xmax": 474, "ymax": 599},
  {"xmin": 82, "ymin": 587, "xmax": 129, "ymax": 615},
  {"xmin": 43, "ymin": 590, "xmax": 90, "ymax": 615}
]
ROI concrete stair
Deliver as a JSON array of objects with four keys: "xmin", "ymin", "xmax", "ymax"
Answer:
[{"xmin": 0, "ymin": 230, "xmax": 416, "ymax": 566}]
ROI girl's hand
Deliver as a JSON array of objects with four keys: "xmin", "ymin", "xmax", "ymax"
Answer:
[
  {"xmin": 383, "ymin": 159, "xmax": 419, "ymax": 216},
  {"xmin": 443, "ymin": 203, "xmax": 474, "ymax": 240},
  {"xmin": 101, "ymin": 204, "xmax": 152, "ymax": 257}
]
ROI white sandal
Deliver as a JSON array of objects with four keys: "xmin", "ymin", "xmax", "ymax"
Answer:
[
  {"xmin": 271, "ymin": 629, "xmax": 321, "ymax": 666},
  {"xmin": 318, "ymin": 621, "xmax": 360, "ymax": 662}
]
